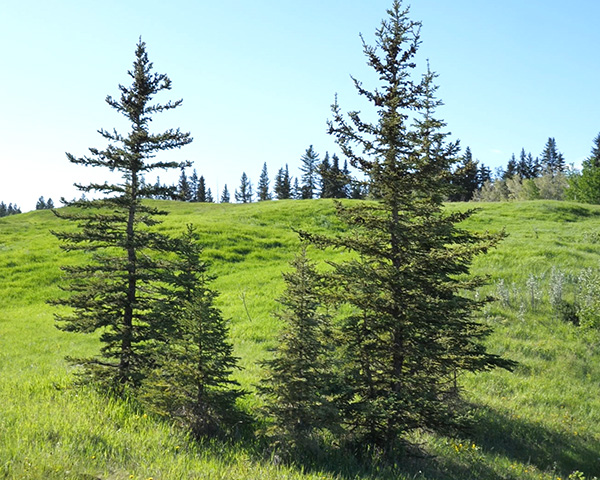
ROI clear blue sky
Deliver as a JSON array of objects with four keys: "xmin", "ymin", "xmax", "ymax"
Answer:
[{"xmin": 1, "ymin": 0, "xmax": 599, "ymax": 211}]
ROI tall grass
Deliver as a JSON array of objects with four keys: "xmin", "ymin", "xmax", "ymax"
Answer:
[{"xmin": 1, "ymin": 199, "xmax": 600, "ymax": 479}]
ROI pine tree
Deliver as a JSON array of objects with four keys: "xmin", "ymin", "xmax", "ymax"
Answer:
[
  {"xmin": 235, "ymin": 172, "xmax": 253, "ymax": 203},
  {"xmin": 220, "ymin": 184, "xmax": 230, "ymax": 203},
  {"xmin": 449, "ymin": 147, "xmax": 479, "ymax": 201},
  {"xmin": 304, "ymin": 1, "xmax": 513, "ymax": 448},
  {"xmin": 36, "ymin": 196, "xmax": 47, "ymax": 210},
  {"xmin": 142, "ymin": 225, "xmax": 244, "ymax": 437},
  {"xmin": 292, "ymin": 178, "xmax": 301, "ymax": 199},
  {"xmin": 274, "ymin": 165, "xmax": 292, "ymax": 200},
  {"xmin": 206, "ymin": 188, "xmax": 214, "ymax": 203},
  {"xmin": 52, "ymin": 39, "xmax": 192, "ymax": 390},
  {"xmin": 260, "ymin": 248, "xmax": 340, "ymax": 453},
  {"xmin": 540, "ymin": 137, "xmax": 566, "ymax": 174},
  {"xmin": 178, "ymin": 167, "xmax": 192, "ymax": 201},
  {"xmin": 299, "ymin": 145, "xmax": 320, "ymax": 199},
  {"xmin": 47, "ymin": 198, "xmax": 55, "ymax": 209},
  {"xmin": 503, "ymin": 154, "xmax": 517, "ymax": 179},
  {"xmin": 197, "ymin": 175, "xmax": 207, "ymax": 203},
  {"xmin": 190, "ymin": 169, "xmax": 200, "ymax": 202},
  {"xmin": 257, "ymin": 162, "xmax": 271, "ymax": 201}
]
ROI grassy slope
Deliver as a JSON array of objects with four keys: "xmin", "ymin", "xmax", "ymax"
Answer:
[{"xmin": 0, "ymin": 199, "xmax": 599, "ymax": 479}]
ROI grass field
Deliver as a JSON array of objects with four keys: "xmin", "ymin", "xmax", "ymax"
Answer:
[{"xmin": 1, "ymin": 199, "xmax": 599, "ymax": 479}]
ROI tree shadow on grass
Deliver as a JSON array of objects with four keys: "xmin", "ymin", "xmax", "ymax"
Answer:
[
  {"xmin": 268, "ymin": 402, "xmax": 600, "ymax": 480},
  {"xmin": 467, "ymin": 403, "xmax": 600, "ymax": 478}
]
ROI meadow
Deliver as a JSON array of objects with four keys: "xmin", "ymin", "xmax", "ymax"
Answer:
[{"xmin": 1, "ymin": 199, "xmax": 599, "ymax": 479}]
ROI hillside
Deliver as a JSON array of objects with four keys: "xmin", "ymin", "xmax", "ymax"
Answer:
[{"xmin": 0, "ymin": 199, "xmax": 599, "ymax": 479}]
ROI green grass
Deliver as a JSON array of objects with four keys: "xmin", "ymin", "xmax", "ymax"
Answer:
[{"xmin": 1, "ymin": 199, "xmax": 600, "ymax": 479}]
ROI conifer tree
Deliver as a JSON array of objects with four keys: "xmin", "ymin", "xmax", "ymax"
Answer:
[
  {"xmin": 235, "ymin": 172, "xmax": 253, "ymax": 203},
  {"xmin": 178, "ymin": 167, "xmax": 192, "ymax": 201},
  {"xmin": 449, "ymin": 147, "xmax": 479, "ymax": 201},
  {"xmin": 257, "ymin": 162, "xmax": 271, "ymax": 201},
  {"xmin": 36, "ymin": 196, "xmax": 47, "ymax": 210},
  {"xmin": 206, "ymin": 188, "xmax": 214, "ymax": 203},
  {"xmin": 540, "ymin": 137, "xmax": 566, "ymax": 174},
  {"xmin": 304, "ymin": 1, "xmax": 513, "ymax": 448},
  {"xmin": 220, "ymin": 184, "xmax": 230, "ymax": 203},
  {"xmin": 274, "ymin": 165, "xmax": 292, "ymax": 200},
  {"xmin": 142, "ymin": 225, "xmax": 244, "ymax": 437},
  {"xmin": 190, "ymin": 169, "xmax": 200, "ymax": 202},
  {"xmin": 260, "ymin": 248, "xmax": 340, "ymax": 453},
  {"xmin": 52, "ymin": 39, "xmax": 192, "ymax": 390},
  {"xmin": 299, "ymin": 145, "xmax": 320, "ymax": 199},
  {"xmin": 197, "ymin": 175, "xmax": 207, "ymax": 202},
  {"xmin": 46, "ymin": 198, "xmax": 55, "ymax": 209}
]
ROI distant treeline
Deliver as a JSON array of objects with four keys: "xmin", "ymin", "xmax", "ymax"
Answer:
[{"xmin": 0, "ymin": 202, "xmax": 21, "ymax": 217}]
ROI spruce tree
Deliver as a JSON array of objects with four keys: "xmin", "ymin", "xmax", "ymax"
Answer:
[
  {"xmin": 235, "ymin": 172, "xmax": 253, "ymax": 203},
  {"xmin": 260, "ymin": 248, "xmax": 339, "ymax": 453},
  {"xmin": 449, "ymin": 147, "xmax": 479, "ymax": 201},
  {"xmin": 206, "ymin": 188, "xmax": 214, "ymax": 203},
  {"xmin": 220, "ymin": 184, "xmax": 230, "ymax": 203},
  {"xmin": 142, "ymin": 225, "xmax": 244, "ymax": 437},
  {"xmin": 304, "ymin": 1, "xmax": 513, "ymax": 448},
  {"xmin": 299, "ymin": 145, "xmax": 320, "ymax": 199},
  {"xmin": 178, "ymin": 167, "xmax": 192, "ymax": 201},
  {"xmin": 190, "ymin": 169, "xmax": 200, "ymax": 202},
  {"xmin": 36, "ymin": 196, "xmax": 47, "ymax": 210},
  {"xmin": 52, "ymin": 39, "xmax": 192, "ymax": 390},
  {"xmin": 540, "ymin": 137, "xmax": 566, "ymax": 174},
  {"xmin": 197, "ymin": 175, "xmax": 207, "ymax": 202},
  {"xmin": 257, "ymin": 162, "xmax": 271, "ymax": 201},
  {"xmin": 274, "ymin": 165, "xmax": 292, "ymax": 200}
]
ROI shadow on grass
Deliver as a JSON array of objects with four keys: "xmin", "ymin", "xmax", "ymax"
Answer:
[
  {"xmin": 467, "ymin": 404, "xmax": 600, "ymax": 478},
  {"xmin": 256, "ymin": 402, "xmax": 600, "ymax": 480}
]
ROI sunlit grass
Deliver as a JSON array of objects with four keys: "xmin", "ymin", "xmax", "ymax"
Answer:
[{"xmin": 1, "ymin": 199, "xmax": 600, "ymax": 479}]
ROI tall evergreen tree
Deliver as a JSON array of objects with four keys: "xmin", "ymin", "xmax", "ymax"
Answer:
[
  {"xmin": 503, "ymin": 154, "xmax": 518, "ymax": 179},
  {"xmin": 235, "ymin": 172, "xmax": 253, "ymax": 203},
  {"xmin": 220, "ymin": 184, "xmax": 230, "ymax": 203},
  {"xmin": 142, "ymin": 225, "xmax": 244, "ymax": 437},
  {"xmin": 304, "ymin": 1, "xmax": 513, "ymax": 448},
  {"xmin": 540, "ymin": 137, "xmax": 566, "ymax": 174},
  {"xmin": 52, "ymin": 39, "xmax": 192, "ymax": 390},
  {"xmin": 299, "ymin": 145, "xmax": 320, "ymax": 199},
  {"xmin": 197, "ymin": 175, "xmax": 207, "ymax": 203},
  {"xmin": 318, "ymin": 152, "xmax": 334, "ymax": 198},
  {"xmin": 190, "ymin": 169, "xmax": 200, "ymax": 202},
  {"xmin": 449, "ymin": 147, "xmax": 479, "ymax": 201},
  {"xmin": 260, "ymin": 248, "xmax": 340, "ymax": 453},
  {"xmin": 206, "ymin": 188, "xmax": 214, "ymax": 203},
  {"xmin": 178, "ymin": 167, "xmax": 193, "ymax": 201},
  {"xmin": 36, "ymin": 196, "xmax": 47, "ymax": 210},
  {"xmin": 257, "ymin": 162, "xmax": 271, "ymax": 201},
  {"xmin": 274, "ymin": 165, "xmax": 292, "ymax": 200}
]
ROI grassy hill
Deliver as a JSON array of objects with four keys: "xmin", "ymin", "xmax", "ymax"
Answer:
[{"xmin": 1, "ymin": 199, "xmax": 599, "ymax": 479}]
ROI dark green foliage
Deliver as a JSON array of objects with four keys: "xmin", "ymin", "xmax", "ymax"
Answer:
[
  {"xmin": 503, "ymin": 154, "xmax": 518, "ymax": 179},
  {"xmin": 540, "ymin": 137, "xmax": 566, "ymax": 174},
  {"xmin": 299, "ymin": 145, "xmax": 320, "ymax": 199},
  {"xmin": 197, "ymin": 175, "xmax": 207, "ymax": 203},
  {"xmin": 178, "ymin": 167, "xmax": 193, "ymax": 201},
  {"xmin": 189, "ymin": 169, "xmax": 199, "ymax": 201},
  {"xmin": 142, "ymin": 225, "xmax": 245, "ymax": 438},
  {"xmin": 449, "ymin": 147, "xmax": 479, "ymax": 201},
  {"xmin": 206, "ymin": 187, "xmax": 214, "ymax": 203},
  {"xmin": 320, "ymin": 153, "xmax": 351, "ymax": 199},
  {"xmin": 220, "ymin": 184, "xmax": 231, "ymax": 203},
  {"xmin": 52, "ymin": 39, "xmax": 192, "ymax": 390},
  {"xmin": 0, "ymin": 202, "xmax": 21, "ymax": 217},
  {"xmin": 568, "ymin": 133, "xmax": 600, "ymax": 204},
  {"xmin": 260, "ymin": 248, "xmax": 340, "ymax": 454},
  {"xmin": 235, "ymin": 172, "xmax": 253, "ymax": 203},
  {"xmin": 303, "ymin": 0, "xmax": 513, "ymax": 448},
  {"xmin": 257, "ymin": 162, "xmax": 271, "ymax": 201},
  {"xmin": 274, "ymin": 165, "xmax": 292, "ymax": 200}
]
